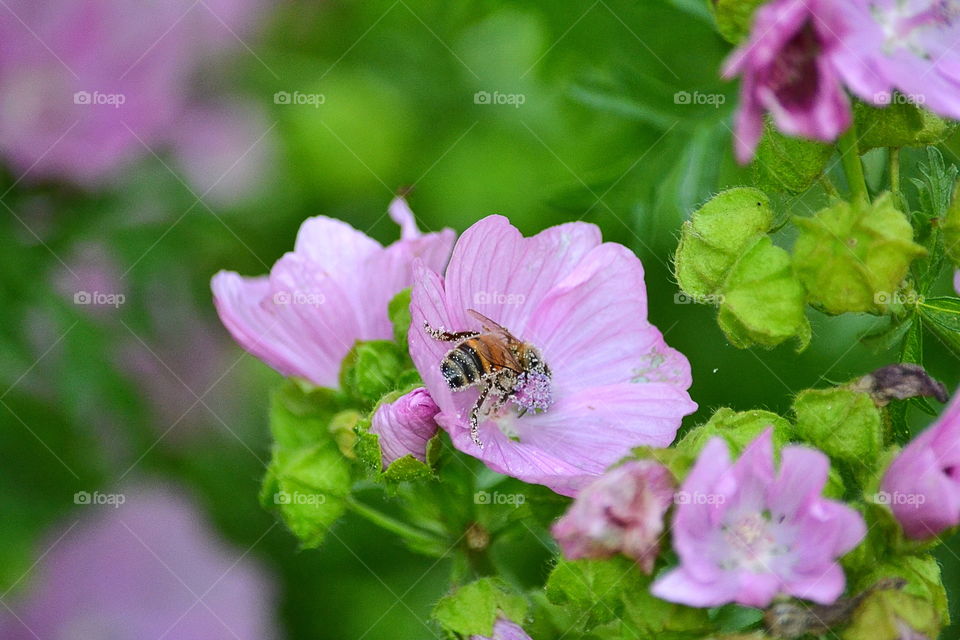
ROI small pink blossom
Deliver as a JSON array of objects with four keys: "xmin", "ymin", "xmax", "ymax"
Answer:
[
  {"xmin": 0, "ymin": 0, "xmax": 265, "ymax": 187},
  {"xmin": 409, "ymin": 215, "xmax": 695, "ymax": 496},
  {"xmin": 213, "ymin": 198, "xmax": 454, "ymax": 388},
  {"xmin": 551, "ymin": 460, "xmax": 675, "ymax": 573},
  {"xmin": 471, "ymin": 618, "xmax": 533, "ymax": 640},
  {"xmin": 652, "ymin": 429, "xmax": 865, "ymax": 608},
  {"xmin": 0, "ymin": 483, "xmax": 279, "ymax": 639},
  {"xmin": 881, "ymin": 391, "xmax": 960, "ymax": 540},
  {"xmin": 724, "ymin": 0, "xmax": 851, "ymax": 163},
  {"xmin": 370, "ymin": 387, "xmax": 440, "ymax": 466},
  {"xmin": 831, "ymin": 0, "xmax": 960, "ymax": 121}
]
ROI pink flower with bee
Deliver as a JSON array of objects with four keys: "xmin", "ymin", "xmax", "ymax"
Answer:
[{"xmin": 408, "ymin": 215, "xmax": 696, "ymax": 496}]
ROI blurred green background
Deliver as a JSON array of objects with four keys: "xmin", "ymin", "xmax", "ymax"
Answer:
[{"xmin": 2, "ymin": 0, "xmax": 959, "ymax": 637}]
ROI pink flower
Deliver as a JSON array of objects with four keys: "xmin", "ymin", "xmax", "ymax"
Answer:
[
  {"xmin": 724, "ymin": 0, "xmax": 852, "ymax": 163},
  {"xmin": 551, "ymin": 460, "xmax": 675, "ymax": 573},
  {"xmin": 409, "ymin": 216, "xmax": 695, "ymax": 496},
  {"xmin": 213, "ymin": 198, "xmax": 454, "ymax": 388},
  {"xmin": 471, "ymin": 618, "xmax": 533, "ymax": 640},
  {"xmin": 831, "ymin": 0, "xmax": 960, "ymax": 121},
  {"xmin": 652, "ymin": 429, "xmax": 865, "ymax": 608},
  {"xmin": 880, "ymin": 391, "xmax": 960, "ymax": 540},
  {"xmin": 370, "ymin": 387, "xmax": 440, "ymax": 466},
  {"xmin": 0, "ymin": 483, "xmax": 279, "ymax": 639},
  {"xmin": 0, "ymin": 0, "xmax": 264, "ymax": 187}
]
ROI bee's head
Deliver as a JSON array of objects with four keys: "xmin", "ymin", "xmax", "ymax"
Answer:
[{"xmin": 523, "ymin": 348, "xmax": 550, "ymax": 378}]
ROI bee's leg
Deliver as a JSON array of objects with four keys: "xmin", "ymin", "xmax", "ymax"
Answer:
[
  {"xmin": 423, "ymin": 322, "xmax": 480, "ymax": 343},
  {"xmin": 470, "ymin": 384, "xmax": 491, "ymax": 448}
]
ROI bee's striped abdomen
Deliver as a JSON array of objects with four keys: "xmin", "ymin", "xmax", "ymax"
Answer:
[{"xmin": 441, "ymin": 343, "xmax": 484, "ymax": 389}]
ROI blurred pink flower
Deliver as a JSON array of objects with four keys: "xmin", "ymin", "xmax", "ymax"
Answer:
[
  {"xmin": 831, "ymin": 0, "xmax": 960, "ymax": 120},
  {"xmin": 881, "ymin": 391, "xmax": 960, "ymax": 539},
  {"xmin": 369, "ymin": 387, "xmax": 440, "ymax": 466},
  {"xmin": 212, "ymin": 198, "xmax": 455, "ymax": 388},
  {"xmin": 471, "ymin": 618, "xmax": 533, "ymax": 640},
  {"xmin": 724, "ymin": 0, "xmax": 851, "ymax": 163},
  {"xmin": 0, "ymin": 0, "xmax": 265, "ymax": 187},
  {"xmin": 409, "ymin": 215, "xmax": 695, "ymax": 496},
  {"xmin": 0, "ymin": 483, "xmax": 279, "ymax": 640},
  {"xmin": 552, "ymin": 460, "xmax": 675, "ymax": 573},
  {"xmin": 652, "ymin": 429, "xmax": 865, "ymax": 608}
]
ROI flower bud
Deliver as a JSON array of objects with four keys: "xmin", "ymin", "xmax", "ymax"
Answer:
[
  {"xmin": 369, "ymin": 387, "xmax": 439, "ymax": 466},
  {"xmin": 752, "ymin": 120, "xmax": 833, "ymax": 195},
  {"xmin": 793, "ymin": 388, "xmax": 884, "ymax": 471},
  {"xmin": 551, "ymin": 460, "xmax": 675, "ymax": 574},
  {"xmin": 855, "ymin": 100, "xmax": 955, "ymax": 153},
  {"xmin": 792, "ymin": 193, "xmax": 926, "ymax": 315}
]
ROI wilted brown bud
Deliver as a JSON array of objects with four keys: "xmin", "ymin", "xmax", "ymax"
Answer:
[{"xmin": 851, "ymin": 364, "xmax": 948, "ymax": 407}]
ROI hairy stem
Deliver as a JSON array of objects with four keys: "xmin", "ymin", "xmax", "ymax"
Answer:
[
  {"xmin": 346, "ymin": 497, "xmax": 445, "ymax": 548},
  {"xmin": 889, "ymin": 147, "xmax": 903, "ymax": 209},
  {"xmin": 838, "ymin": 125, "xmax": 869, "ymax": 205}
]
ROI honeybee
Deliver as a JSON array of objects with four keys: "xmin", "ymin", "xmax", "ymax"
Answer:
[{"xmin": 424, "ymin": 309, "xmax": 552, "ymax": 448}]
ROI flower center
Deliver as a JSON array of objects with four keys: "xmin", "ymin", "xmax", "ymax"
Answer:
[
  {"xmin": 768, "ymin": 22, "xmax": 822, "ymax": 111},
  {"xmin": 721, "ymin": 512, "xmax": 786, "ymax": 571}
]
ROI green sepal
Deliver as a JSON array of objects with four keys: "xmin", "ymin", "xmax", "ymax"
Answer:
[
  {"xmin": 843, "ymin": 588, "xmax": 942, "ymax": 640},
  {"xmin": 260, "ymin": 381, "xmax": 353, "ymax": 549},
  {"xmin": 854, "ymin": 98, "xmax": 955, "ymax": 152},
  {"xmin": 752, "ymin": 121, "xmax": 834, "ymax": 194},
  {"xmin": 675, "ymin": 187, "xmax": 773, "ymax": 299},
  {"xmin": 792, "ymin": 193, "xmax": 927, "ymax": 315},
  {"xmin": 674, "ymin": 407, "xmax": 793, "ymax": 459},
  {"xmin": 432, "ymin": 577, "xmax": 528, "ymax": 638},
  {"xmin": 792, "ymin": 388, "xmax": 884, "ymax": 474},
  {"xmin": 388, "ymin": 287, "xmax": 413, "ymax": 346},
  {"xmin": 851, "ymin": 555, "xmax": 950, "ymax": 627},
  {"xmin": 716, "ymin": 237, "xmax": 811, "ymax": 350},
  {"xmin": 339, "ymin": 339, "xmax": 420, "ymax": 408}
]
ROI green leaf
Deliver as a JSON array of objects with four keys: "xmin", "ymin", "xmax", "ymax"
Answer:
[
  {"xmin": 851, "ymin": 555, "xmax": 950, "ymax": 627},
  {"xmin": 432, "ymin": 577, "xmax": 528, "ymax": 637},
  {"xmin": 854, "ymin": 99, "xmax": 955, "ymax": 152},
  {"xmin": 716, "ymin": 237, "xmax": 811, "ymax": 349},
  {"xmin": 909, "ymin": 147, "xmax": 958, "ymax": 220},
  {"xmin": 944, "ymin": 183, "xmax": 960, "ymax": 266},
  {"xmin": 675, "ymin": 187, "xmax": 773, "ymax": 299},
  {"xmin": 752, "ymin": 120, "xmax": 834, "ymax": 194},
  {"xmin": 792, "ymin": 388, "xmax": 884, "ymax": 482},
  {"xmin": 711, "ymin": 0, "xmax": 766, "ymax": 44},
  {"xmin": 261, "ymin": 381, "xmax": 353, "ymax": 548},
  {"xmin": 918, "ymin": 296, "xmax": 960, "ymax": 355},
  {"xmin": 792, "ymin": 193, "xmax": 927, "ymax": 315},
  {"xmin": 547, "ymin": 557, "xmax": 711, "ymax": 636}
]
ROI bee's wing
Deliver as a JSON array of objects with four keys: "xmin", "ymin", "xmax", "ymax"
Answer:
[{"xmin": 466, "ymin": 309, "xmax": 516, "ymax": 340}]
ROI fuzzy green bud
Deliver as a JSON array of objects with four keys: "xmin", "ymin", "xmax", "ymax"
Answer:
[{"xmin": 792, "ymin": 193, "xmax": 927, "ymax": 315}]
